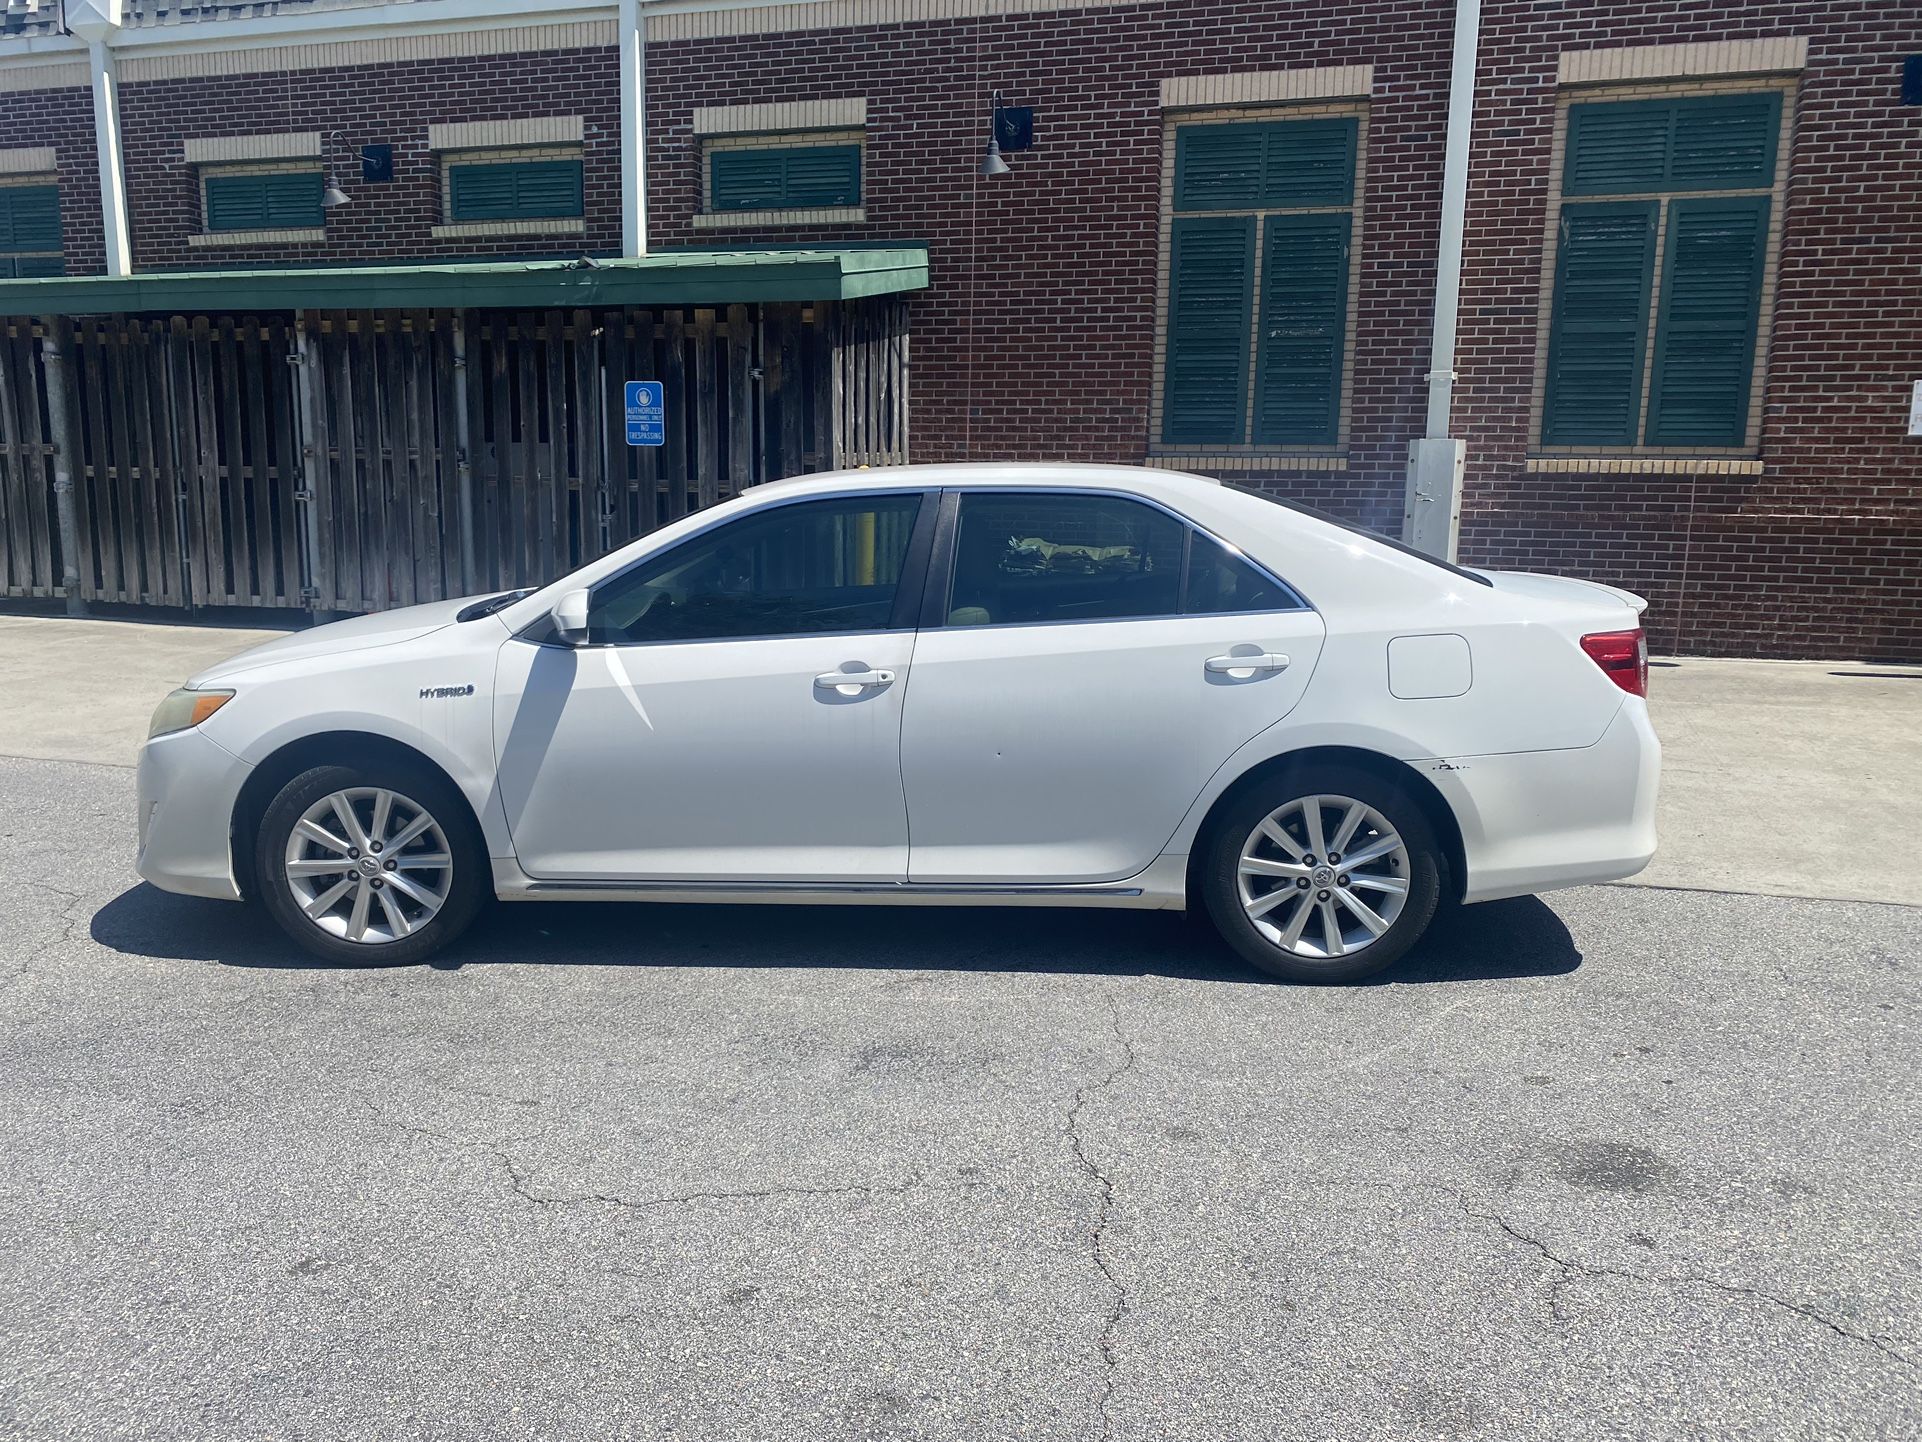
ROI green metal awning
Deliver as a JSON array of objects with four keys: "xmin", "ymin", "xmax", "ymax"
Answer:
[{"xmin": 0, "ymin": 248, "xmax": 929, "ymax": 315}]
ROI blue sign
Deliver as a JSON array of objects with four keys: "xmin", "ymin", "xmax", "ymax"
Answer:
[{"xmin": 624, "ymin": 381, "xmax": 664, "ymax": 447}]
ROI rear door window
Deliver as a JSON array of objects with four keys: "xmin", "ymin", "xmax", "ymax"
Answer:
[{"xmin": 945, "ymin": 494, "xmax": 1186, "ymax": 626}]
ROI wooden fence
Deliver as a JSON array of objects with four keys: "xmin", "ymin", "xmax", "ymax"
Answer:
[{"xmin": 0, "ymin": 297, "xmax": 910, "ymax": 615}]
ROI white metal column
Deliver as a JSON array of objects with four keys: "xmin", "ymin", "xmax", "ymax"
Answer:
[
  {"xmin": 619, "ymin": 0, "xmax": 648, "ymax": 257},
  {"xmin": 1403, "ymin": 0, "xmax": 1482, "ymax": 561}
]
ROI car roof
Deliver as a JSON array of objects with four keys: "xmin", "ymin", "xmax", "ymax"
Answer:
[{"xmin": 757, "ymin": 462, "xmax": 1221, "ymax": 495}]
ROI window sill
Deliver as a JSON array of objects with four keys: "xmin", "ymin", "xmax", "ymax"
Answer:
[
  {"xmin": 431, "ymin": 217, "xmax": 586, "ymax": 239},
  {"xmin": 693, "ymin": 206, "xmax": 865, "ymax": 229},
  {"xmin": 1524, "ymin": 456, "xmax": 1763, "ymax": 476},
  {"xmin": 188, "ymin": 227, "xmax": 324, "ymax": 247},
  {"xmin": 1149, "ymin": 452, "xmax": 1348, "ymax": 473}
]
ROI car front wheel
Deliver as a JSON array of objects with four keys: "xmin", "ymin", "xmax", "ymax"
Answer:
[
  {"xmin": 1201, "ymin": 765, "xmax": 1443, "ymax": 983},
  {"xmin": 255, "ymin": 763, "xmax": 486, "ymax": 965}
]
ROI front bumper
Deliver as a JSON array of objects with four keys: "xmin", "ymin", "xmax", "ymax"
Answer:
[
  {"xmin": 135, "ymin": 727, "xmax": 251, "ymax": 901},
  {"xmin": 1430, "ymin": 699, "xmax": 1661, "ymax": 905}
]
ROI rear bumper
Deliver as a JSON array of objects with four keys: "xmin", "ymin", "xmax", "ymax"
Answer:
[
  {"xmin": 135, "ymin": 727, "xmax": 250, "ymax": 902},
  {"xmin": 1432, "ymin": 699, "xmax": 1660, "ymax": 905}
]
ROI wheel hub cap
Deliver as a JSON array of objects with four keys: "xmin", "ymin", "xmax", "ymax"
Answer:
[
  {"xmin": 283, "ymin": 787, "xmax": 453, "ymax": 946},
  {"xmin": 1236, "ymin": 793, "xmax": 1411, "ymax": 961}
]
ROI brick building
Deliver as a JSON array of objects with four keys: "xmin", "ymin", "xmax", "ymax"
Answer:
[{"xmin": 0, "ymin": 0, "xmax": 1917, "ymax": 658}]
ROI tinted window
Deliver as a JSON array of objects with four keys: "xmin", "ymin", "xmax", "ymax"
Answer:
[
  {"xmin": 587, "ymin": 494, "xmax": 922, "ymax": 644},
  {"xmin": 946, "ymin": 494, "xmax": 1186, "ymax": 626},
  {"xmin": 1184, "ymin": 532, "xmax": 1297, "ymax": 614}
]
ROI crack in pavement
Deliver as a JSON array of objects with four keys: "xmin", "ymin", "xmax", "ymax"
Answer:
[
  {"xmin": 363, "ymin": 1099, "xmax": 971, "ymax": 1216},
  {"xmin": 1455, "ymin": 1196, "xmax": 1918, "ymax": 1371},
  {"xmin": 1062, "ymin": 990, "xmax": 1139, "ymax": 1442}
]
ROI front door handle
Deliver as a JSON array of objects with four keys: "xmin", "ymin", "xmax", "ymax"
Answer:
[
  {"xmin": 815, "ymin": 668, "xmax": 896, "ymax": 692},
  {"xmin": 1205, "ymin": 653, "xmax": 1290, "ymax": 676}
]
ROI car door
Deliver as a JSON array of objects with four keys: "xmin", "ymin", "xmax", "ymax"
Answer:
[
  {"xmin": 899, "ymin": 488, "xmax": 1325, "ymax": 884},
  {"xmin": 493, "ymin": 490, "xmax": 934, "ymax": 883}
]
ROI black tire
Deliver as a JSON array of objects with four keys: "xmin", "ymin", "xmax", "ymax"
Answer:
[
  {"xmin": 254, "ymin": 762, "xmax": 487, "ymax": 966},
  {"xmin": 1200, "ymin": 764, "xmax": 1443, "ymax": 984}
]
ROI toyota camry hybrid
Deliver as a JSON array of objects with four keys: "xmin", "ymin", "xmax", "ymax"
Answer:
[{"xmin": 135, "ymin": 464, "xmax": 1659, "ymax": 983}]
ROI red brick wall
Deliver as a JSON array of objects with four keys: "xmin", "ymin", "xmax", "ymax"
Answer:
[
  {"xmin": 0, "ymin": 83, "xmax": 106, "ymax": 276},
  {"xmin": 1456, "ymin": 1, "xmax": 1922, "ymax": 661},
  {"xmin": 116, "ymin": 46, "xmax": 622, "ymax": 270},
  {"xmin": 647, "ymin": 0, "xmax": 1453, "ymax": 546},
  {"xmin": 2, "ymin": 0, "xmax": 1918, "ymax": 659}
]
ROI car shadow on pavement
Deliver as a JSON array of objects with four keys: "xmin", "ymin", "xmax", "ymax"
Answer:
[{"xmin": 89, "ymin": 884, "xmax": 1582, "ymax": 986}]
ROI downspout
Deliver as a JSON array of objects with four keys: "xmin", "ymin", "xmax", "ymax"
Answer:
[
  {"xmin": 618, "ymin": 0, "xmax": 648, "ymax": 257},
  {"xmin": 1402, "ymin": 0, "xmax": 1481, "ymax": 560},
  {"xmin": 66, "ymin": 2, "xmax": 132, "ymax": 276}
]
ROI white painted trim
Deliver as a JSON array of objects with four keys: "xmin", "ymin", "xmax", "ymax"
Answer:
[
  {"xmin": 1159, "ymin": 66, "xmax": 1373, "ymax": 109},
  {"xmin": 0, "ymin": 60, "xmax": 89, "ymax": 92},
  {"xmin": 118, "ymin": 21, "xmax": 615, "ymax": 80},
  {"xmin": 694, "ymin": 97, "xmax": 868, "ymax": 134},
  {"xmin": 431, "ymin": 217, "xmax": 587, "ymax": 239},
  {"xmin": 692, "ymin": 205, "xmax": 864, "ymax": 228},
  {"xmin": 187, "ymin": 226, "xmax": 326, "ymax": 247},
  {"xmin": 1558, "ymin": 36, "xmax": 1809, "ymax": 86},
  {"xmin": 183, "ymin": 131, "xmax": 321, "ymax": 164},
  {"xmin": 0, "ymin": 147, "xmax": 58, "ymax": 175},
  {"xmin": 429, "ymin": 117, "xmax": 585, "ymax": 151}
]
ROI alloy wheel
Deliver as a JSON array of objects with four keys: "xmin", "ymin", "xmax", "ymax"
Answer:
[
  {"xmin": 1236, "ymin": 793, "xmax": 1411, "ymax": 960},
  {"xmin": 283, "ymin": 787, "xmax": 453, "ymax": 945}
]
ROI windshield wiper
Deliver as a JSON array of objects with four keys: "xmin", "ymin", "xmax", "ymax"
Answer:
[{"xmin": 457, "ymin": 589, "xmax": 534, "ymax": 621}]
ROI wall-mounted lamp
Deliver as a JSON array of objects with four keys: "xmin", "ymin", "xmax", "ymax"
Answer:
[
  {"xmin": 981, "ymin": 90, "xmax": 1012, "ymax": 178},
  {"xmin": 321, "ymin": 129, "xmax": 353, "ymax": 209}
]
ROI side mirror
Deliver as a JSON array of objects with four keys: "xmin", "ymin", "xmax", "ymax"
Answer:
[{"xmin": 551, "ymin": 588, "xmax": 591, "ymax": 646}]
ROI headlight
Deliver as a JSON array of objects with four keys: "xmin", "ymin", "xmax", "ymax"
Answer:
[{"xmin": 148, "ymin": 688, "xmax": 235, "ymax": 740}]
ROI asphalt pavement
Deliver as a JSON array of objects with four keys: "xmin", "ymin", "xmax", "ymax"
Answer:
[{"xmin": 0, "ymin": 753, "xmax": 1916, "ymax": 1440}]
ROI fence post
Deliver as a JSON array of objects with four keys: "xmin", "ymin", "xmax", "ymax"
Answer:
[
  {"xmin": 38, "ymin": 318, "xmax": 86, "ymax": 617},
  {"xmin": 451, "ymin": 312, "xmax": 476, "ymax": 592},
  {"xmin": 291, "ymin": 317, "xmax": 327, "ymax": 623}
]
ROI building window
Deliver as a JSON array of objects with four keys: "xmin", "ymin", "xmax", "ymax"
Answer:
[
  {"xmin": 1538, "ymin": 88, "xmax": 1788, "ymax": 452},
  {"xmin": 710, "ymin": 143, "xmax": 861, "ymax": 211},
  {"xmin": 1157, "ymin": 112, "xmax": 1362, "ymax": 452},
  {"xmin": 695, "ymin": 131, "xmax": 866, "ymax": 228},
  {"xmin": 446, "ymin": 157, "xmax": 584, "ymax": 223},
  {"xmin": 0, "ymin": 183, "xmax": 62, "ymax": 277},
  {"xmin": 202, "ymin": 167, "xmax": 323, "ymax": 233}
]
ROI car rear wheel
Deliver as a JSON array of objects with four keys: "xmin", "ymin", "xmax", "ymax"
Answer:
[
  {"xmin": 255, "ymin": 763, "xmax": 486, "ymax": 966},
  {"xmin": 1201, "ymin": 765, "xmax": 1442, "ymax": 983}
]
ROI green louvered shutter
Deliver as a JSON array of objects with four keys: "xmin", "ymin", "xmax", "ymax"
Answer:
[
  {"xmin": 1668, "ymin": 93, "xmax": 1780, "ymax": 190},
  {"xmin": 711, "ymin": 150, "xmax": 788, "ymax": 211},
  {"xmin": 510, "ymin": 160, "xmax": 585, "ymax": 217},
  {"xmin": 1564, "ymin": 100, "xmax": 1671, "ymax": 196},
  {"xmin": 1174, "ymin": 124, "xmax": 1265, "ymax": 210},
  {"xmin": 449, "ymin": 161, "xmax": 582, "ymax": 221},
  {"xmin": 711, "ymin": 147, "xmax": 858, "ymax": 211},
  {"xmin": 0, "ymin": 185, "xmax": 62, "ymax": 253},
  {"xmin": 1261, "ymin": 118, "xmax": 1357, "ymax": 207},
  {"xmin": 781, "ymin": 146, "xmax": 860, "ymax": 207},
  {"xmin": 1644, "ymin": 195, "xmax": 1769, "ymax": 447},
  {"xmin": 1252, "ymin": 212, "xmax": 1349, "ymax": 445},
  {"xmin": 261, "ymin": 172, "xmax": 321, "ymax": 228},
  {"xmin": 1542, "ymin": 201, "xmax": 1659, "ymax": 446},
  {"xmin": 10, "ymin": 256, "xmax": 66, "ymax": 277},
  {"xmin": 1162, "ymin": 215, "xmax": 1256, "ymax": 445},
  {"xmin": 205, "ymin": 173, "xmax": 266, "ymax": 231}
]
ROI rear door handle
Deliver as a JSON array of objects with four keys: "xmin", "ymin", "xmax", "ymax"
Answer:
[
  {"xmin": 815, "ymin": 668, "xmax": 896, "ymax": 691},
  {"xmin": 1205, "ymin": 653, "xmax": 1290, "ymax": 675}
]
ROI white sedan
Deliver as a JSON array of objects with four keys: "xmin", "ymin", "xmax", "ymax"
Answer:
[{"xmin": 135, "ymin": 464, "xmax": 1659, "ymax": 983}]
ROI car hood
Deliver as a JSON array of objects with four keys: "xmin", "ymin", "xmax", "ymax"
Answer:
[{"xmin": 187, "ymin": 596, "xmax": 490, "ymax": 686}]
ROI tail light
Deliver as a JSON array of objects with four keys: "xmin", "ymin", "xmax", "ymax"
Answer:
[{"xmin": 1580, "ymin": 628, "xmax": 1648, "ymax": 697}]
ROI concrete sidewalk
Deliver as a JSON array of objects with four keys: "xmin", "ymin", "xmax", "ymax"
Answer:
[{"xmin": 0, "ymin": 612, "xmax": 1915, "ymax": 905}]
